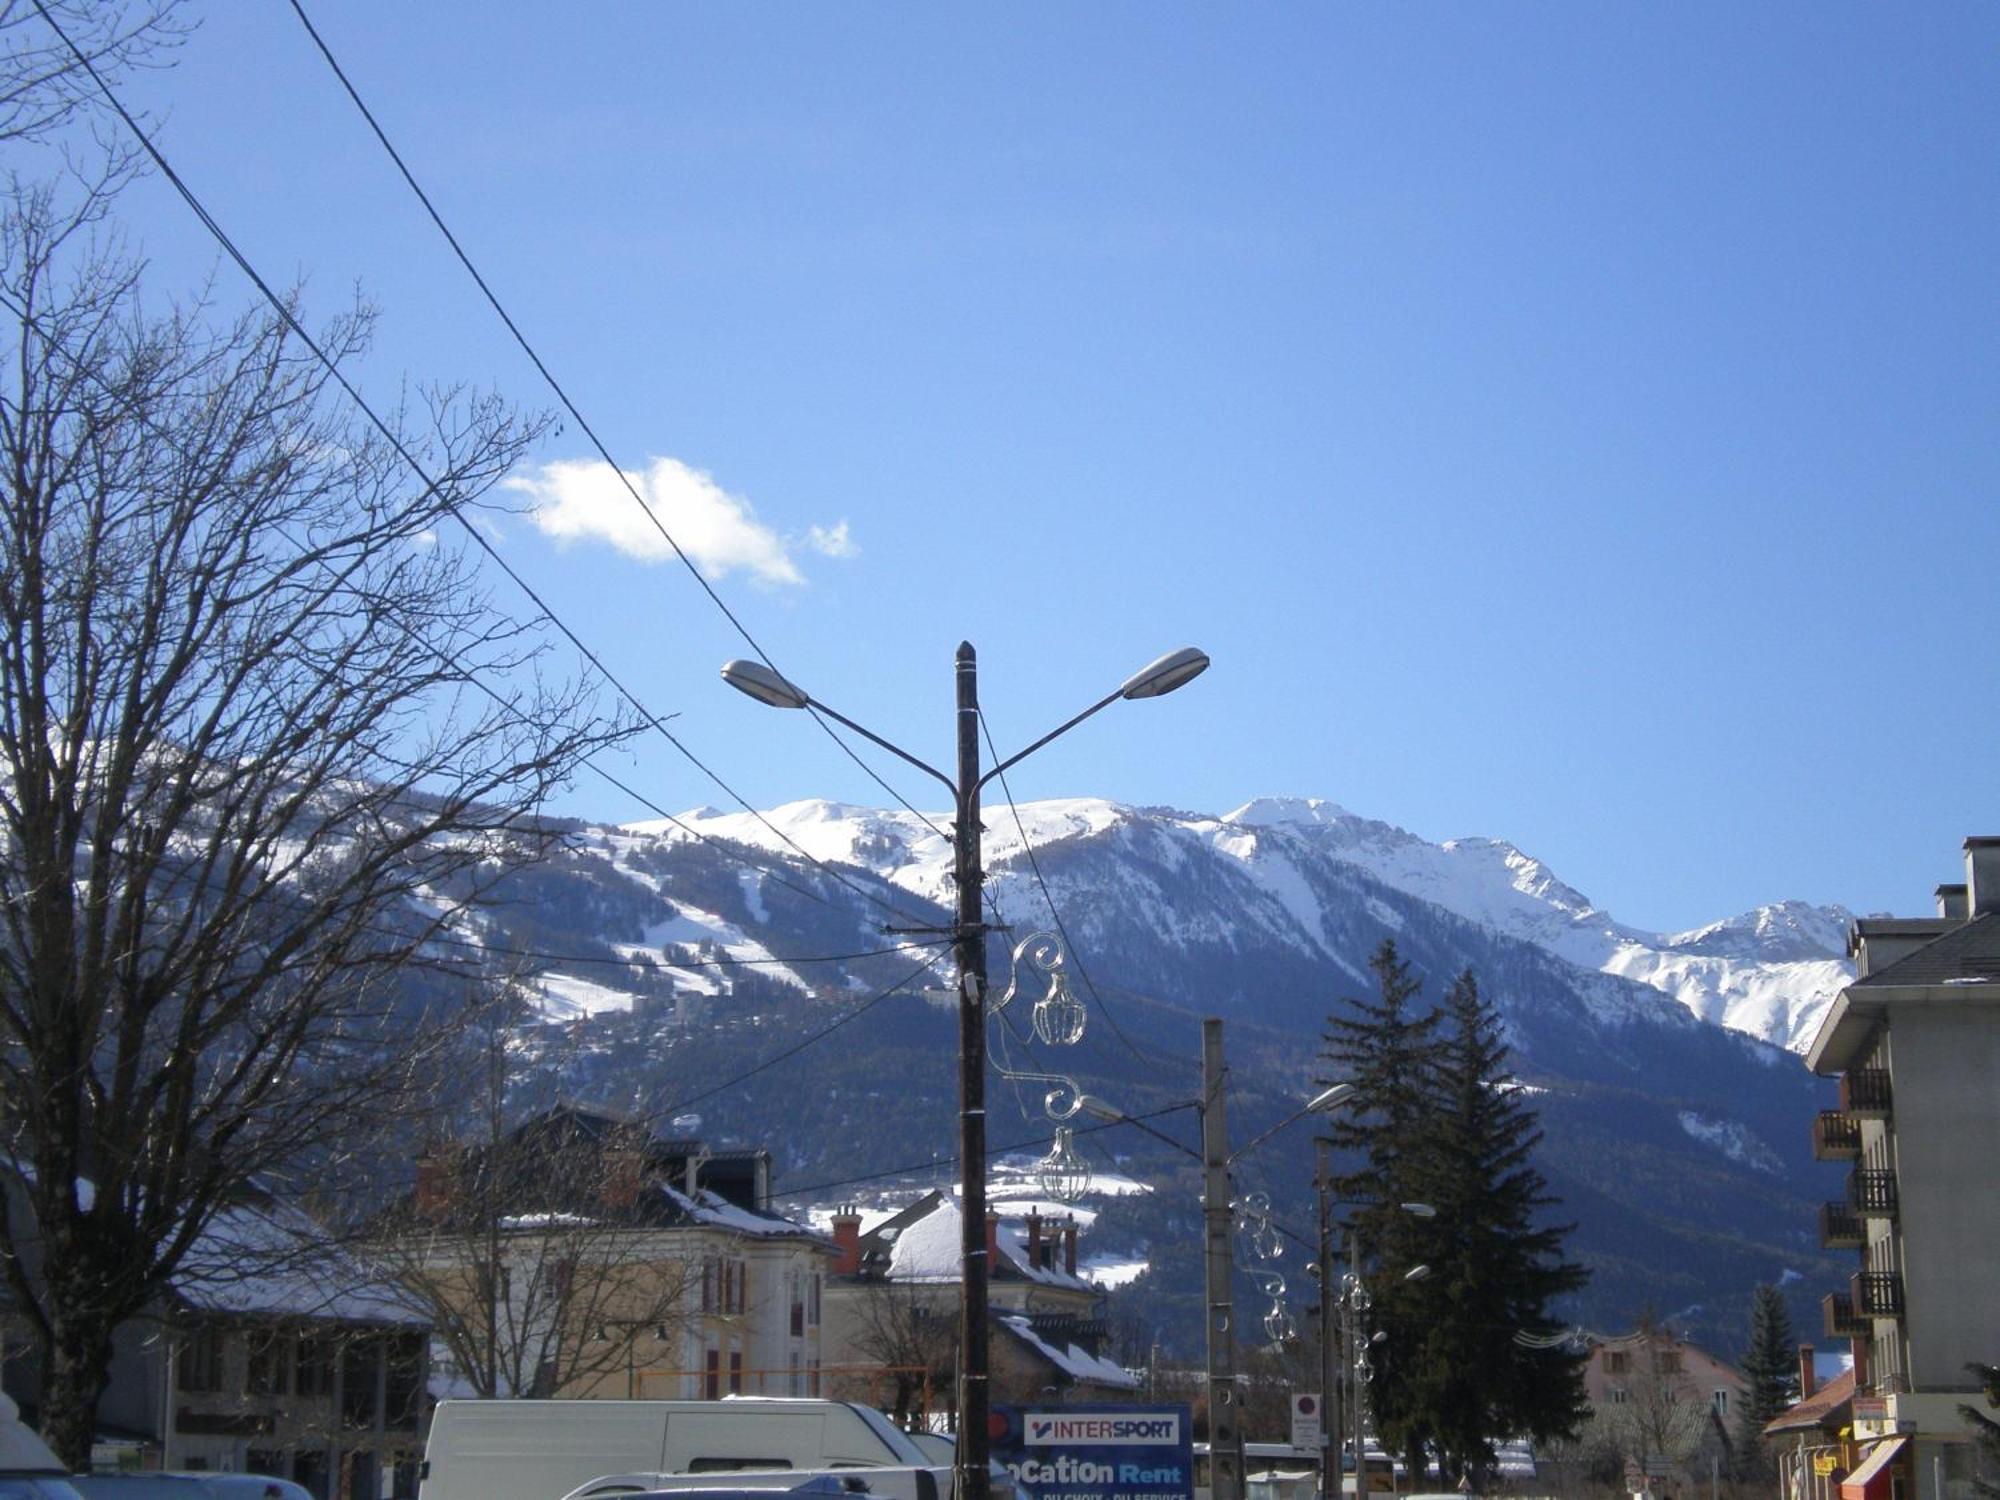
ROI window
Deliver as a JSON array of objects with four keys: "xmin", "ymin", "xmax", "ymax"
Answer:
[
  {"xmin": 1602, "ymin": 1350, "xmax": 1629, "ymax": 1375},
  {"xmin": 809, "ymin": 1359, "xmax": 820, "ymax": 1397},
  {"xmin": 1608, "ymin": 1386, "xmax": 1629, "ymax": 1405},
  {"xmin": 704, "ymin": 1347, "xmax": 721, "ymax": 1400},
  {"xmin": 1712, "ymin": 1390, "xmax": 1729, "ymax": 1416},
  {"xmin": 1654, "ymin": 1350, "xmax": 1684, "ymax": 1375},
  {"xmin": 789, "ymin": 1352, "xmax": 802, "ymax": 1395},
  {"xmin": 385, "ymin": 1334, "xmax": 425, "ymax": 1430},
  {"xmin": 789, "ymin": 1273, "xmax": 805, "ymax": 1337},
  {"xmin": 343, "ymin": 1338, "xmax": 382, "ymax": 1429},
  {"xmin": 246, "ymin": 1329, "xmax": 292, "ymax": 1396},
  {"xmin": 702, "ymin": 1259, "xmax": 716, "ymax": 1313},
  {"xmin": 296, "ymin": 1334, "xmax": 336, "ymax": 1398},
  {"xmin": 177, "ymin": 1325, "xmax": 225, "ymax": 1393},
  {"xmin": 809, "ymin": 1274, "xmax": 821, "ymax": 1328},
  {"xmin": 728, "ymin": 1350, "xmax": 743, "ymax": 1395}
]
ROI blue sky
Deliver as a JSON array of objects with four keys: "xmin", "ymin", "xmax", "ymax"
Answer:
[{"xmin": 76, "ymin": 2, "xmax": 2000, "ymax": 932}]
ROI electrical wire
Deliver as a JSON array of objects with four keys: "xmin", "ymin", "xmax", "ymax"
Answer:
[
  {"xmin": 978, "ymin": 708, "xmax": 1192, "ymax": 1078},
  {"xmin": 282, "ymin": 0, "xmax": 952, "ymax": 850},
  {"xmin": 33, "ymin": 0, "xmax": 931, "ymax": 931}
]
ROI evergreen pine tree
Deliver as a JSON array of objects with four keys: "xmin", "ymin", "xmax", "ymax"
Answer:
[
  {"xmin": 1959, "ymin": 1362, "xmax": 2000, "ymax": 1498},
  {"xmin": 1318, "ymin": 941, "xmax": 1444, "ymax": 1483},
  {"xmin": 1735, "ymin": 1284, "xmax": 1798, "ymax": 1474},
  {"xmin": 1377, "ymin": 968, "xmax": 1591, "ymax": 1486}
]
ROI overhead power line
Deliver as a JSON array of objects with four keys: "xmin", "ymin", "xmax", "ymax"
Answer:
[
  {"xmin": 283, "ymin": 0, "xmax": 952, "ymax": 849},
  {"xmin": 34, "ymin": 0, "xmax": 929, "ymax": 931}
]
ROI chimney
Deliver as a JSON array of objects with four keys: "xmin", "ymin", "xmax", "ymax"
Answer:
[
  {"xmin": 603, "ymin": 1147, "xmax": 643, "ymax": 1210},
  {"xmin": 414, "ymin": 1151, "xmax": 454, "ymax": 1220},
  {"xmin": 1966, "ymin": 838, "xmax": 2000, "ymax": 916},
  {"xmin": 1936, "ymin": 884, "xmax": 1970, "ymax": 921},
  {"xmin": 1797, "ymin": 1344, "xmax": 1816, "ymax": 1401},
  {"xmin": 1027, "ymin": 1210, "xmax": 1043, "ymax": 1269},
  {"xmin": 830, "ymin": 1205, "xmax": 862, "ymax": 1276},
  {"xmin": 985, "ymin": 1209, "xmax": 1000, "ymax": 1271},
  {"xmin": 1063, "ymin": 1218, "xmax": 1077, "ymax": 1275}
]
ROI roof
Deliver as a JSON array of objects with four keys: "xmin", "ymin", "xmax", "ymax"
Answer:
[
  {"xmin": 1809, "ymin": 911, "xmax": 2000, "ymax": 1071},
  {"xmin": 1764, "ymin": 1368, "xmax": 1857, "ymax": 1435},
  {"xmin": 1852, "ymin": 911, "xmax": 2000, "ymax": 987},
  {"xmin": 872, "ymin": 1196, "xmax": 1095, "ymax": 1291},
  {"xmin": 997, "ymin": 1314, "xmax": 1139, "ymax": 1389},
  {"xmin": 172, "ymin": 1195, "xmax": 426, "ymax": 1326},
  {"xmin": 655, "ymin": 1183, "xmax": 828, "ymax": 1244}
]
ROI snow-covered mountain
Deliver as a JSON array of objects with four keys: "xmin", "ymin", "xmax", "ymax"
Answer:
[{"xmin": 637, "ymin": 794, "xmax": 1853, "ymax": 1053}]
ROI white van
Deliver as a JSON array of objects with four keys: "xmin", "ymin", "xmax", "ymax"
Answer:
[{"xmin": 417, "ymin": 1398, "xmax": 934, "ymax": 1500}]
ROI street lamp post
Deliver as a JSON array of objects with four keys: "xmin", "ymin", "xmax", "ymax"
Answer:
[
  {"xmin": 1082, "ymin": 1036, "xmax": 1355, "ymax": 1500},
  {"xmin": 722, "ymin": 642, "xmax": 1208, "ymax": 1500},
  {"xmin": 1327, "ymin": 1209, "xmax": 1434, "ymax": 1500}
]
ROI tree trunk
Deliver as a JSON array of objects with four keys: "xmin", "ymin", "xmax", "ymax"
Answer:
[{"xmin": 39, "ymin": 1303, "xmax": 119, "ymax": 1471}]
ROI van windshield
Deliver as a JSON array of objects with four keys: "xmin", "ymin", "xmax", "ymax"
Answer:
[{"xmin": 845, "ymin": 1408, "xmax": 927, "ymax": 1466}]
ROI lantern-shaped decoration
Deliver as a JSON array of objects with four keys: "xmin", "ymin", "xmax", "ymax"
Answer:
[
  {"xmin": 1037, "ymin": 1125, "xmax": 1091, "ymax": 1204},
  {"xmin": 1263, "ymin": 1302, "xmax": 1296, "ymax": 1344},
  {"xmin": 1031, "ymin": 966, "xmax": 1088, "ymax": 1047}
]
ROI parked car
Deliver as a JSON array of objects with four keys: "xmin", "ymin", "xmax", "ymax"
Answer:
[
  {"xmin": 0, "ymin": 1392, "xmax": 84, "ymax": 1500},
  {"xmin": 69, "ymin": 1473, "xmax": 311, "ymax": 1500}
]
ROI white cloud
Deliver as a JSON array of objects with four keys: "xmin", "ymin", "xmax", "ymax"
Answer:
[
  {"xmin": 505, "ymin": 457, "xmax": 846, "ymax": 586},
  {"xmin": 807, "ymin": 520, "xmax": 858, "ymax": 558}
]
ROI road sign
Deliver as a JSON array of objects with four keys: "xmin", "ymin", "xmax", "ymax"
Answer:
[{"xmin": 1291, "ymin": 1394, "xmax": 1323, "ymax": 1451}]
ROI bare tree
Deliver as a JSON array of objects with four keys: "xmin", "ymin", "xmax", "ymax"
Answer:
[
  {"xmin": 0, "ymin": 177, "xmax": 634, "ymax": 1462},
  {"xmin": 840, "ymin": 1281, "xmax": 958, "ymax": 1429},
  {"xmin": 0, "ymin": 1, "xmax": 188, "ymax": 145},
  {"xmin": 363, "ymin": 993, "xmax": 693, "ymax": 1400}
]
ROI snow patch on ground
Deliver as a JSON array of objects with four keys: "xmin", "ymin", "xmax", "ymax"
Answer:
[{"xmin": 1677, "ymin": 1111, "xmax": 1783, "ymax": 1175}]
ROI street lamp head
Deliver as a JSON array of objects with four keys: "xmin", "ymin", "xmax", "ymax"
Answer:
[
  {"xmin": 720, "ymin": 659, "xmax": 810, "ymax": 710},
  {"xmin": 1117, "ymin": 646, "xmax": 1210, "ymax": 701},
  {"xmin": 1399, "ymin": 1202, "xmax": 1437, "ymax": 1218},
  {"xmin": 1306, "ymin": 1083, "xmax": 1359, "ymax": 1113},
  {"xmin": 1403, "ymin": 1264, "xmax": 1431, "ymax": 1282},
  {"xmin": 1077, "ymin": 1094, "xmax": 1124, "ymax": 1123}
]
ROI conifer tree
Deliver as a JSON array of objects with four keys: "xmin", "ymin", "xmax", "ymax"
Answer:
[
  {"xmin": 1735, "ymin": 1284, "xmax": 1798, "ymax": 1474},
  {"xmin": 1322, "ymin": 959, "xmax": 1589, "ymax": 1488},
  {"xmin": 1959, "ymin": 1362, "xmax": 2000, "ymax": 1498}
]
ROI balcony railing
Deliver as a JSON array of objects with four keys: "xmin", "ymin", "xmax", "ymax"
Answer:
[
  {"xmin": 1813, "ymin": 1111, "xmax": 1863, "ymax": 1160},
  {"xmin": 1823, "ymin": 1292, "xmax": 1867, "ymax": 1338},
  {"xmin": 1819, "ymin": 1202, "xmax": 1864, "ymax": 1248},
  {"xmin": 1848, "ymin": 1168, "xmax": 1899, "ymax": 1218},
  {"xmin": 1853, "ymin": 1271, "xmax": 1904, "ymax": 1318},
  {"xmin": 1841, "ymin": 1069, "xmax": 1893, "ymax": 1116}
]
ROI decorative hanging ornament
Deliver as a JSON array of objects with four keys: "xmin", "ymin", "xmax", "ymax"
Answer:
[
  {"xmin": 1032, "ymin": 967, "xmax": 1087, "ymax": 1047},
  {"xmin": 1036, "ymin": 1125, "xmax": 1091, "ymax": 1203}
]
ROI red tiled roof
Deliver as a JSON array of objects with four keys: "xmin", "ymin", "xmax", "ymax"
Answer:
[{"xmin": 1764, "ymin": 1368, "xmax": 1857, "ymax": 1434}]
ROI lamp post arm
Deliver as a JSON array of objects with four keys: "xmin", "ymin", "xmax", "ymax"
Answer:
[
  {"xmin": 974, "ymin": 687, "xmax": 1123, "ymax": 792},
  {"xmin": 1230, "ymin": 1106, "xmax": 1322, "ymax": 1165},
  {"xmin": 1086, "ymin": 1103, "xmax": 1204, "ymax": 1163},
  {"xmin": 802, "ymin": 697, "xmax": 959, "ymax": 799}
]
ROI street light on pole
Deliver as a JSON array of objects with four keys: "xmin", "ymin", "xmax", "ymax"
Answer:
[
  {"xmin": 1081, "ymin": 1036, "xmax": 1361, "ymax": 1500},
  {"xmin": 722, "ymin": 642, "xmax": 1208, "ymax": 1500}
]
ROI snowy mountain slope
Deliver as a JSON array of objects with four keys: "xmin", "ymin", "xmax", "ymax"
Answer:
[{"xmin": 642, "ymin": 795, "xmax": 1852, "ymax": 1052}]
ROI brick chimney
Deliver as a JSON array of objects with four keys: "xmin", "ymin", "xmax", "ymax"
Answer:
[
  {"xmin": 1027, "ymin": 1210, "xmax": 1043, "ymax": 1269},
  {"xmin": 1797, "ymin": 1344, "xmax": 1816, "ymax": 1401},
  {"xmin": 985, "ymin": 1208, "xmax": 1000, "ymax": 1271},
  {"xmin": 1966, "ymin": 838, "xmax": 2000, "ymax": 916},
  {"xmin": 1063, "ymin": 1218, "xmax": 1077, "ymax": 1275},
  {"xmin": 414, "ymin": 1148, "xmax": 456, "ymax": 1220},
  {"xmin": 603, "ymin": 1147, "xmax": 643, "ymax": 1210},
  {"xmin": 830, "ymin": 1205, "xmax": 863, "ymax": 1276}
]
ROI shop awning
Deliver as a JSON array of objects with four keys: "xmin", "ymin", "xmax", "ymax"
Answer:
[{"xmin": 1839, "ymin": 1436, "xmax": 1907, "ymax": 1500}]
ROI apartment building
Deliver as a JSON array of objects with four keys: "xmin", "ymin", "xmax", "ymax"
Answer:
[{"xmin": 1804, "ymin": 837, "xmax": 2000, "ymax": 1500}]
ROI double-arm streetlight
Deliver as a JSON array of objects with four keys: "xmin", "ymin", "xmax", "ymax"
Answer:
[{"xmin": 721, "ymin": 642, "xmax": 1208, "ymax": 1500}]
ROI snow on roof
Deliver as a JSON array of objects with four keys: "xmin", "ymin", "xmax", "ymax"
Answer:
[
  {"xmin": 173, "ymin": 1197, "xmax": 423, "ymax": 1325},
  {"xmin": 997, "ymin": 1314, "xmax": 1139, "ymax": 1389},
  {"xmin": 881, "ymin": 1198, "xmax": 1093, "ymax": 1290},
  {"xmin": 658, "ymin": 1183, "xmax": 825, "ymax": 1241}
]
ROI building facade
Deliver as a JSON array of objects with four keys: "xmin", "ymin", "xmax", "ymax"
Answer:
[{"xmin": 1804, "ymin": 837, "xmax": 2000, "ymax": 1500}]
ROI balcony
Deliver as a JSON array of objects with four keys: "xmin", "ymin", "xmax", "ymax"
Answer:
[
  {"xmin": 1853, "ymin": 1271, "xmax": 1904, "ymax": 1318},
  {"xmin": 1840, "ymin": 1069, "xmax": 1893, "ymax": 1117},
  {"xmin": 1823, "ymin": 1292, "xmax": 1867, "ymax": 1338},
  {"xmin": 1813, "ymin": 1111, "xmax": 1862, "ymax": 1160},
  {"xmin": 1848, "ymin": 1168, "xmax": 1899, "ymax": 1218},
  {"xmin": 1819, "ymin": 1202, "xmax": 1864, "ymax": 1249}
]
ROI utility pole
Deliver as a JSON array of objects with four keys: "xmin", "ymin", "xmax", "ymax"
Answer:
[
  {"xmin": 1317, "ymin": 1138, "xmax": 1337, "ymax": 1500},
  {"xmin": 1350, "ymin": 1226, "xmax": 1366, "ymax": 1500},
  {"xmin": 954, "ymin": 642, "xmax": 992, "ymax": 1500},
  {"xmin": 1202, "ymin": 1018, "xmax": 1245, "ymax": 1500}
]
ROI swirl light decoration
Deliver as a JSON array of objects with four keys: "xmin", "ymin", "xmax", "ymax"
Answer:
[{"xmin": 994, "ymin": 932, "xmax": 1094, "ymax": 1203}]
